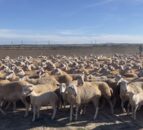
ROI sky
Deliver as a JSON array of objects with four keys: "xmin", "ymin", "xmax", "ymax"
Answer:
[{"xmin": 0, "ymin": 0, "xmax": 143, "ymax": 44}]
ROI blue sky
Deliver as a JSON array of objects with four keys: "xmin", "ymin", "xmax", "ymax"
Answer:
[{"xmin": 0, "ymin": 0, "xmax": 143, "ymax": 44}]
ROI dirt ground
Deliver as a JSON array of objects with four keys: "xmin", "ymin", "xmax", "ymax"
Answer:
[
  {"xmin": 1, "ymin": 104, "xmax": 143, "ymax": 130},
  {"xmin": 0, "ymin": 44, "xmax": 143, "ymax": 130}
]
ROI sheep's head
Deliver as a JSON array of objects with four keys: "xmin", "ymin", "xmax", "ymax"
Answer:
[
  {"xmin": 51, "ymin": 68, "xmax": 62, "ymax": 75},
  {"xmin": 117, "ymin": 79, "xmax": 128, "ymax": 92},
  {"xmin": 59, "ymin": 83, "xmax": 67, "ymax": 93},
  {"xmin": 77, "ymin": 74, "xmax": 84, "ymax": 86},
  {"xmin": 22, "ymin": 83, "xmax": 34, "ymax": 96},
  {"xmin": 66, "ymin": 84, "xmax": 78, "ymax": 97},
  {"xmin": 115, "ymin": 74, "xmax": 122, "ymax": 82}
]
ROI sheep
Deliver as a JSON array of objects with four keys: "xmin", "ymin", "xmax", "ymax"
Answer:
[
  {"xmin": 64, "ymin": 82, "xmax": 101, "ymax": 121},
  {"xmin": 30, "ymin": 89, "xmax": 58, "ymax": 121},
  {"xmin": 75, "ymin": 75, "xmax": 113, "ymax": 114},
  {"xmin": 0, "ymin": 81, "xmax": 33, "ymax": 116},
  {"xmin": 25, "ymin": 74, "xmax": 59, "ymax": 86},
  {"xmin": 0, "ymin": 79, "xmax": 10, "ymax": 84},
  {"xmin": 51, "ymin": 69, "xmax": 73, "ymax": 84},
  {"xmin": 127, "ymin": 92, "xmax": 143, "ymax": 119},
  {"xmin": 56, "ymin": 74, "xmax": 73, "ymax": 86},
  {"xmin": 105, "ymin": 77, "xmax": 121, "ymax": 108},
  {"xmin": 0, "ymin": 80, "xmax": 13, "ymax": 110},
  {"xmin": 91, "ymin": 81, "xmax": 114, "ymax": 114},
  {"xmin": 32, "ymin": 83, "xmax": 58, "ymax": 94},
  {"xmin": 59, "ymin": 83, "xmax": 70, "ymax": 108},
  {"xmin": 74, "ymin": 74, "xmax": 84, "ymax": 86},
  {"xmin": 117, "ymin": 78, "xmax": 143, "ymax": 113}
]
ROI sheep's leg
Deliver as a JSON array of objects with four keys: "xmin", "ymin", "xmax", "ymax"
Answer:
[
  {"xmin": 133, "ymin": 105, "xmax": 138, "ymax": 120},
  {"xmin": 83, "ymin": 105, "xmax": 87, "ymax": 115},
  {"xmin": 79, "ymin": 105, "xmax": 83, "ymax": 115},
  {"xmin": 21, "ymin": 98, "xmax": 29, "ymax": 117},
  {"xmin": 30, "ymin": 104, "xmax": 33, "ymax": 112},
  {"xmin": 100, "ymin": 99, "xmax": 105, "ymax": 109},
  {"xmin": 112, "ymin": 97, "xmax": 117, "ymax": 108},
  {"xmin": 62, "ymin": 101, "xmax": 66, "ymax": 109},
  {"xmin": 37, "ymin": 106, "xmax": 40, "ymax": 119},
  {"xmin": 0, "ymin": 101, "xmax": 4, "ymax": 107},
  {"xmin": 0, "ymin": 107, "xmax": 6, "ymax": 115},
  {"xmin": 93, "ymin": 98, "xmax": 99, "ymax": 120},
  {"xmin": 13, "ymin": 102, "xmax": 16, "ymax": 112},
  {"xmin": 70, "ymin": 105, "xmax": 73, "ymax": 122},
  {"xmin": 107, "ymin": 99, "xmax": 114, "ymax": 114},
  {"xmin": 75, "ymin": 106, "xmax": 79, "ymax": 121},
  {"xmin": 0, "ymin": 100, "xmax": 6, "ymax": 115},
  {"xmin": 131, "ymin": 106, "xmax": 134, "ymax": 118},
  {"xmin": 32, "ymin": 106, "xmax": 36, "ymax": 122},
  {"xmin": 121, "ymin": 100, "xmax": 126, "ymax": 113},
  {"xmin": 5, "ymin": 102, "xmax": 11, "ymax": 110},
  {"xmin": 94, "ymin": 106, "xmax": 99, "ymax": 120},
  {"xmin": 63, "ymin": 100, "xmax": 67, "ymax": 109},
  {"xmin": 127, "ymin": 103, "xmax": 130, "ymax": 115},
  {"xmin": 80, "ymin": 105, "xmax": 86, "ymax": 115},
  {"xmin": 51, "ymin": 107, "xmax": 57, "ymax": 120},
  {"xmin": 138, "ymin": 105, "xmax": 142, "ymax": 110}
]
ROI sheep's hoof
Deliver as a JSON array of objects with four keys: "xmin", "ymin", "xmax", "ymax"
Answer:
[
  {"xmin": 127, "ymin": 111, "xmax": 130, "ymax": 115},
  {"xmin": 93, "ymin": 117, "xmax": 97, "ymax": 121},
  {"xmin": 123, "ymin": 109, "xmax": 126, "ymax": 113},
  {"xmin": 0, "ymin": 110, "xmax": 6, "ymax": 115}
]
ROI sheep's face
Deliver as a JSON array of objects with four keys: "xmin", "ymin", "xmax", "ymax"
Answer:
[
  {"xmin": 77, "ymin": 75, "xmax": 84, "ymax": 86},
  {"xmin": 119, "ymin": 80, "xmax": 128, "ymax": 92},
  {"xmin": 22, "ymin": 84, "xmax": 33, "ymax": 96},
  {"xmin": 67, "ymin": 84, "xmax": 77, "ymax": 97},
  {"xmin": 115, "ymin": 74, "xmax": 122, "ymax": 82},
  {"xmin": 60, "ymin": 83, "xmax": 67, "ymax": 93}
]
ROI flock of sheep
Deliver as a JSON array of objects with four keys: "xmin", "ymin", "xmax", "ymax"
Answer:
[{"xmin": 0, "ymin": 54, "xmax": 143, "ymax": 122}]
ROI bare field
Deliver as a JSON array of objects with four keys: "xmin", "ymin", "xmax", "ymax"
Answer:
[
  {"xmin": 0, "ymin": 44, "xmax": 140, "ymax": 58},
  {"xmin": 0, "ymin": 44, "xmax": 143, "ymax": 130}
]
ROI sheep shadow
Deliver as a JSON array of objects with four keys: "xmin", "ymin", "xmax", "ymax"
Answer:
[
  {"xmin": 92, "ymin": 122, "xmax": 141, "ymax": 130},
  {"xmin": 0, "ymin": 105, "xmax": 143, "ymax": 130}
]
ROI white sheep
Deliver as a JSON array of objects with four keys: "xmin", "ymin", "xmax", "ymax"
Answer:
[
  {"xmin": 59, "ymin": 83, "xmax": 70, "ymax": 108},
  {"xmin": 64, "ymin": 82, "xmax": 101, "ymax": 121},
  {"xmin": 117, "ymin": 78, "xmax": 143, "ymax": 113},
  {"xmin": 30, "ymin": 90, "xmax": 58, "ymax": 121},
  {"xmin": 128, "ymin": 92, "xmax": 143, "ymax": 119}
]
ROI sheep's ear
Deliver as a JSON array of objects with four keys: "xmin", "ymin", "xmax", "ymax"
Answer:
[
  {"xmin": 73, "ymin": 85, "xmax": 78, "ymax": 95},
  {"xmin": 117, "ymin": 78, "xmax": 123, "ymax": 86},
  {"xmin": 56, "ymin": 83, "xmax": 60, "ymax": 87}
]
